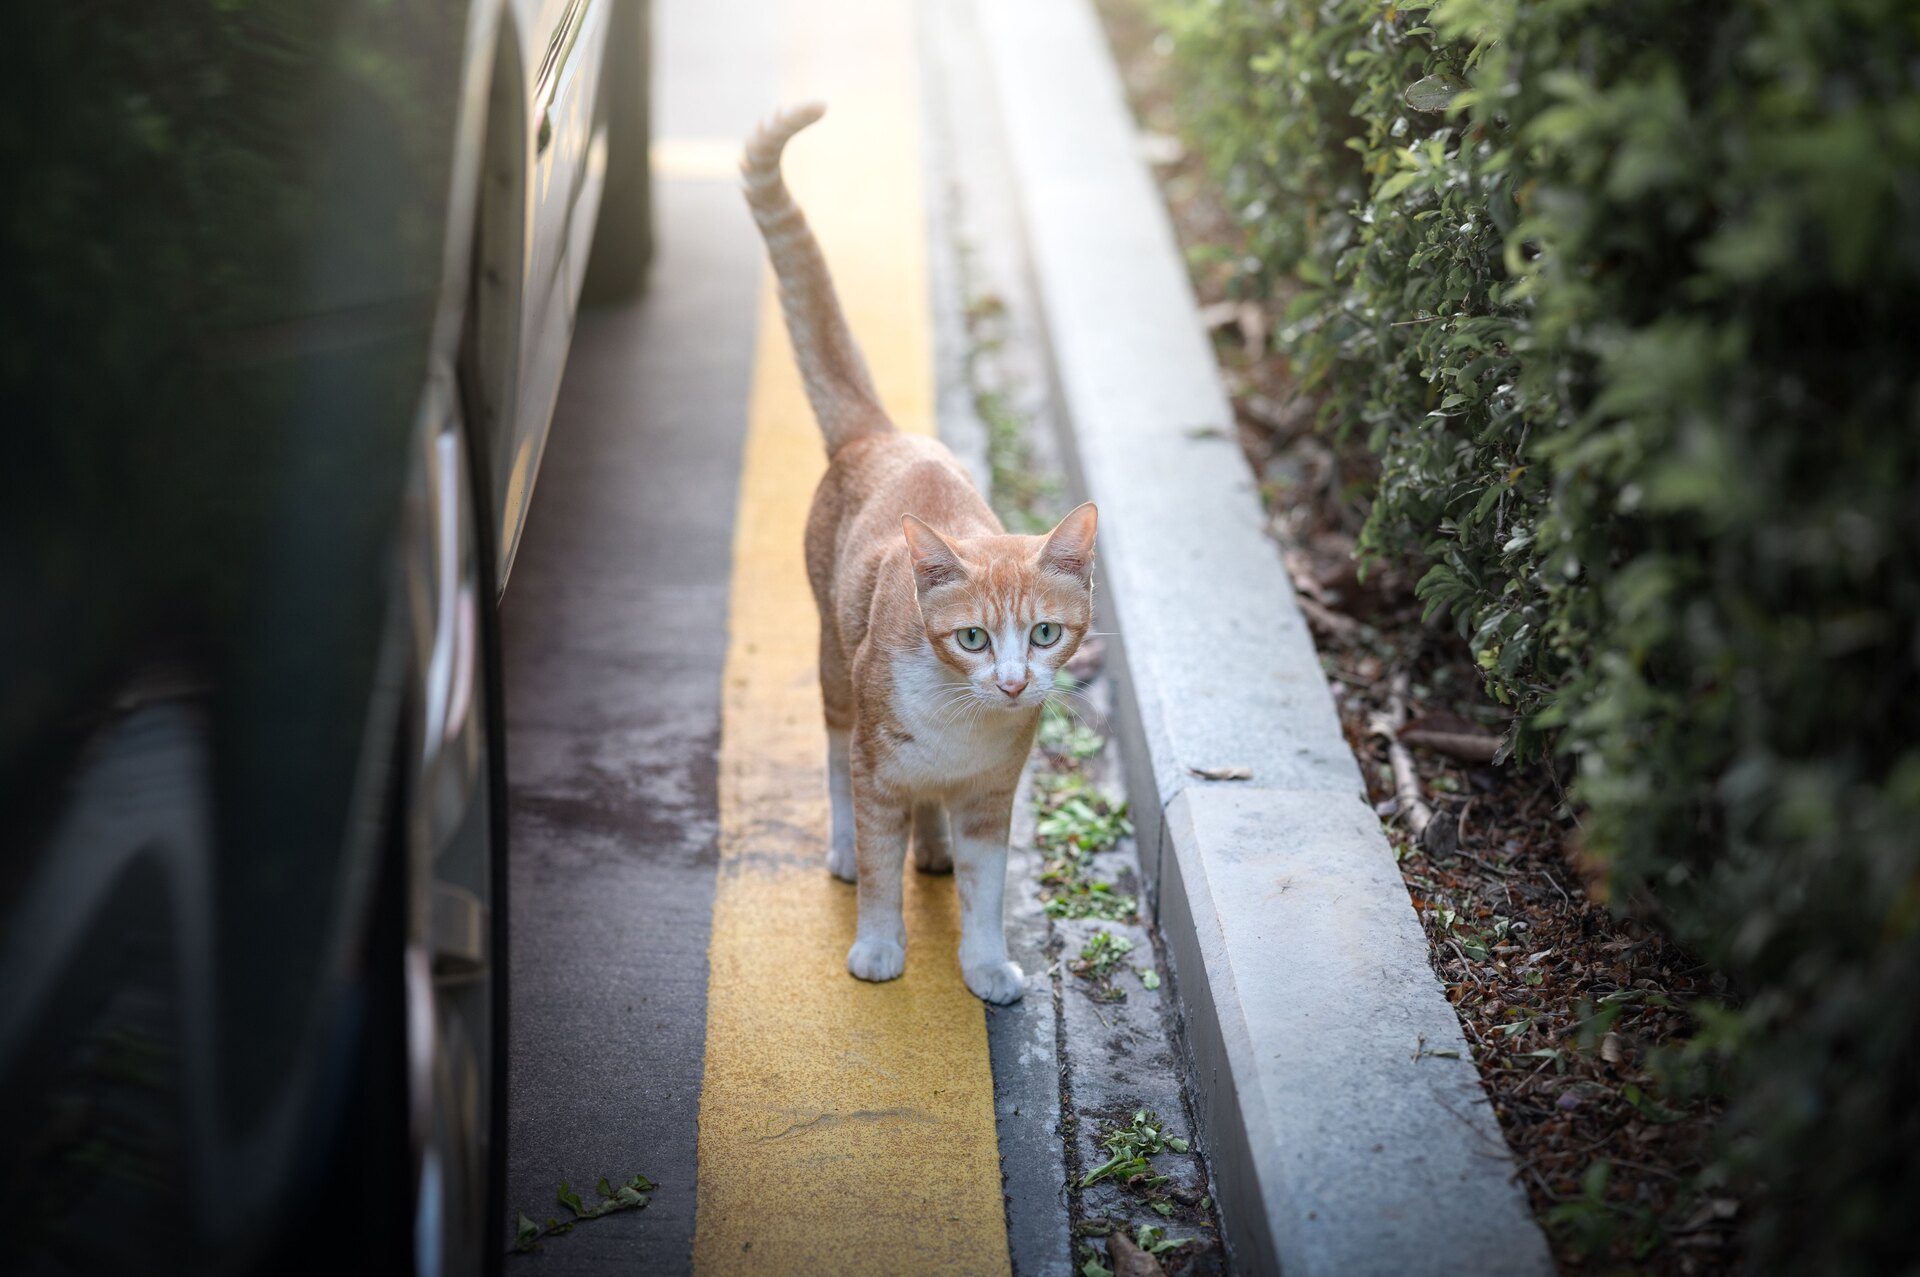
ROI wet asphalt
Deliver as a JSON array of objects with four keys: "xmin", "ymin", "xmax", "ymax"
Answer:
[{"xmin": 499, "ymin": 2, "xmax": 780, "ymax": 1267}]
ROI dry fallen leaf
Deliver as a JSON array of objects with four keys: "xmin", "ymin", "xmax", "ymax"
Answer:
[
  {"xmin": 1195, "ymin": 300, "xmax": 1269, "ymax": 354},
  {"xmin": 1196, "ymin": 300, "xmax": 1240, "ymax": 331},
  {"xmin": 1137, "ymin": 130, "xmax": 1186, "ymax": 168},
  {"xmin": 1187, "ymin": 765, "xmax": 1253, "ymax": 781},
  {"xmin": 1108, "ymin": 1230, "xmax": 1166, "ymax": 1277},
  {"xmin": 1236, "ymin": 301, "xmax": 1269, "ymax": 358},
  {"xmin": 1420, "ymin": 809, "xmax": 1460, "ymax": 858}
]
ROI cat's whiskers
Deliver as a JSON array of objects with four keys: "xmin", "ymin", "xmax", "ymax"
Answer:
[
  {"xmin": 931, "ymin": 684, "xmax": 988, "ymax": 729},
  {"xmin": 1046, "ymin": 680, "xmax": 1098, "ymax": 709},
  {"xmin": 1043, "ymin": 686, "xmax": 1103, "ymax": 731}
]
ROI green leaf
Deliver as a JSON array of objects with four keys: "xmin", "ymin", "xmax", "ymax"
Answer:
[
  {"xmin": 1136, "ymin": 1222, "xmax": 1194, "ymax": 1254},
  {"xmin": 1166, "ymin": 1136, "xmax": 1189, "ymax": 1153},
  {"xmin": 557, "ymin": 1182, "xmax": 586, "ymax": 1217},
  {"xmin": 596, "ymin": 1177, "xmax": 613, "ymax": 1198},
  {"xmin": 1377, "ymin": 169, "xmax": 1422, "ymax": 201},
  {"xmin": 1139, "ymin": 969, "xmax": 1161, "ymax": 991},
  {"xmin": 1404, "ymin": 73, "xmax": 1467, "ymax": 112},
  {"xmin": 1152, "ymin": 1200, "xmax": 1175, "ymax": 1217},
  {"xmin": 1079, "ymin": 1152, "xmax": 1150, "ymax": 1187}
]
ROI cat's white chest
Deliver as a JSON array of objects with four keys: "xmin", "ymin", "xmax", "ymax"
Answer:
[{"xmin": 884, "ymin": 649, "xmax": 1034, "ymax": 793}]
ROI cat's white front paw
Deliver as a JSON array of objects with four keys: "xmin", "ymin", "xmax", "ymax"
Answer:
[
  {"xmin": 963, "ymin": 958, "xmax": 1026, "ymax": 1004},
  {"xmin": 826, "ymin": 833, "xmax": 857, "ymax": 883},
  {"xmin": 847, "ymin": 937, "xmax": 906, "ymax": 983}
]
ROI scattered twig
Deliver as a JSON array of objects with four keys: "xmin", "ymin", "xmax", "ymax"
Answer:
[
  {"xmin": 1298, "ymin": 594, "xmax": 1362, "ymax": 637},
  {"xmin": 1370, "ymin": 672, "xmax": 1434, "ymax": 840},
  {"xmin": 1454, "ymin": 847, "xmax": 1515, "ymax": 878},
  {"xmin": 1399, "ymin": 726, "xmax": 1500, "ymax": 763}
]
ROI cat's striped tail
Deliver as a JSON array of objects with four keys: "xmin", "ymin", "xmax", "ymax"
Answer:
[{"xmin": 740, "ymin": 104, "xmax": 892, "ymax": 456}]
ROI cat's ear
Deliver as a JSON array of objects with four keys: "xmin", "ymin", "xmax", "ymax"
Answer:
[
  {"xmin": 1039, "ymin": 502, "xmax": 1098, "ymax": 581},
  {"xmin": 902, "ymin": 514, "xmax": 967, "ymax": 591}
]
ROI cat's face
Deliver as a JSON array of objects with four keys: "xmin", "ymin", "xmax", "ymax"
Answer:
[{"xmin": 902, "ymin": 503, "xmax": 1097, "ymax": 712}]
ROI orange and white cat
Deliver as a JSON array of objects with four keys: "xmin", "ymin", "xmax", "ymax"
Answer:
[{"xmin": 742, "ymin": 104, "xmax": 1097, "ymax": 1004}]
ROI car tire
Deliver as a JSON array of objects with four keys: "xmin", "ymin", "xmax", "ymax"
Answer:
[
  {"xmin": 397, "ymin": 371, "xmax": 509, "ymax": 1277},
  {"xmin": 292, "ymin": 374, "xmax": 507, "ymax": 1277},
  {"xmin": 581, "ymin": 0, "xmax": 654, "ymax": 304},
  {"xmin": 467, "ymin": 384, "xmax": 511, "ymax": 1277}
]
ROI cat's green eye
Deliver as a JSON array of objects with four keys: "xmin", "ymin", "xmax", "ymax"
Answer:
[
  {"xmin": 956, "ymin": 626, "xmax": 990, "ymax": 652},
  {"xmin": 1031, "ymin": 621, "xmax": 1062, "ymax": 648}
]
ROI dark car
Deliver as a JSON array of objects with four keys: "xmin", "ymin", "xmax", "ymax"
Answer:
[{"xmin": 0, "ymin": 3, "xmax": 651, "ymax": 1272}]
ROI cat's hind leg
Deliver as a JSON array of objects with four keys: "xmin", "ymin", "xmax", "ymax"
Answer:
[
  {"xmin": 910, "ymin": 800, "xmax": 953, "ymax": 874},
  {"xmin": 821, "ymin": 627, "xmax": 857, "ymax": 882},
  {"xmin": 826, "ymin": 728, "xmax": 857, "ymax": 882}
]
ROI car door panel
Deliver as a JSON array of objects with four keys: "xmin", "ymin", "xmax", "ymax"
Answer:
[{"xmin": 493, "ymin": 0, "xmax": 611, "ymax": 584}]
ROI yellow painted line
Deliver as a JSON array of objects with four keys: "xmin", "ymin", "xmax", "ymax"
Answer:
[{"xmin": 690, "ymin": 0, "xmax": 1009, "ymax": 1274}]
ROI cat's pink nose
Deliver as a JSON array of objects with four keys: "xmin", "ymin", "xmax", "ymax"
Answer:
[{"xmin": 997, "ymin": 676, "xmax": 1028, "ymax": 698}]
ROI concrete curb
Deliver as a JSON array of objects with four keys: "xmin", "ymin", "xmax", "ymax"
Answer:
[{"xmin": 971, "ymin": 1, "xmax": 1555, "ymax": 1272}]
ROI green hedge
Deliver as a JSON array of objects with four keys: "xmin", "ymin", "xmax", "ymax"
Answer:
[{"xmin": 1154, "ymin": 0, "xmax": 1920, "ymax": 1267}]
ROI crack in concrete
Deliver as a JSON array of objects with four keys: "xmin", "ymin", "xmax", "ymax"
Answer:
[{"xmin": 755, "ymin": 1107, "xmax": 940, "ymax": 1143}]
